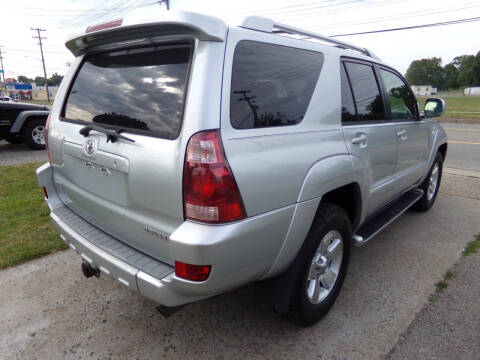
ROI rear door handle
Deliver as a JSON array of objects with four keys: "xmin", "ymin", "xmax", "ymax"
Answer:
[{"xmin": 351, "ymin": 134, "xmax": 367, "ymax": 145}]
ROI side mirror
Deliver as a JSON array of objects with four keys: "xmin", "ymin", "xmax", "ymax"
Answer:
[{"xmin": 423, "ymin": 98, "xmax": 446, "ymax": 118}]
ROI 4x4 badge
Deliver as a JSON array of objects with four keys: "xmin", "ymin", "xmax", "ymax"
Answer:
[{"xmin": 83, "ymin": 139, "xmax": 96, "ymax": 157}]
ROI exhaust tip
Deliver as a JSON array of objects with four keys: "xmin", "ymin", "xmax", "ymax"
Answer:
[{"xmin": 82, "ymin": 262, "xmax": 100, "ymax": 278}]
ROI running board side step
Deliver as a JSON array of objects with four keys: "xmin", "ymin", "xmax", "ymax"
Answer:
[{"xmin": 353, "ymin": 189, "xmax": 424, "ymax": 247}]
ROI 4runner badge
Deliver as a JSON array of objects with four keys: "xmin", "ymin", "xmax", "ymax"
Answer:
[{"xmin": 145, "ymin": 226, "xmax": 169, "ymax": 241}]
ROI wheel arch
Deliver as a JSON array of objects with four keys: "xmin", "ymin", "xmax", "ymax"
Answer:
[
  {"xmin": 264, "ymin": 154, "xmax": 361, "ymax": 280},
  {"xmin": 438, "ymin": 142, "xmax": 447, "ymax": 160},
  {"xmin": 320, "ymin": 182, "xmax": 362, "ymax": 230},
  {"xmin": 10, "ymin": 110, "xmax": 49, "ymax": 133}
]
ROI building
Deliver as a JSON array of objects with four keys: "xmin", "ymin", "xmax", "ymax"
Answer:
[
  {"xmin": 6, "ymin": 83, "xmax": 32, "ymax": 100},
  {"xmin": 410, "ymin": 85, "xmax": 437, "ymax": 96},
  {"xmin": 32, "ymin": 85, "xmax": 59, "ymax": 101},
  {"xmin": 464, "ymin": 87, "xmax": 480, "ymax": 95}
]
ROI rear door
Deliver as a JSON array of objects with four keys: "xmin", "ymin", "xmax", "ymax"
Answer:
[
  {"xmin": 52, "ymin": 43, "xmax": 193, "ymax": 264},
  {"xmin": 341, "ymin": 60, "xmax": 399, "ymax": 215},
  {"xmin": 378, "ymin": 68, "xmax": 428, "ymax": 190}
]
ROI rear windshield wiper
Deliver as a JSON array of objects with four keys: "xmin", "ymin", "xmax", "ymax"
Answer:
[{"xmin": 79, "ymin": 124, "xmax": 135, "ymax": 143}]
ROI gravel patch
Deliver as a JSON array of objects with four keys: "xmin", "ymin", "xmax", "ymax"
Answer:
[{"xmin": 387, "ymin": 250, "xmax": 480, "ymax": 360}]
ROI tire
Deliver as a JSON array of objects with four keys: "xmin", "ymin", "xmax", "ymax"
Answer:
[
  {"xmin": 3, "ymin": 136, "xmax": 23, "ymax": 144},
  {"xmin": 412, "ymin": 152, "xmax": 443, "ymax": 212},
  {"xmin": 21, "ymin": 118, "xmax": 46, "ymax": 150},
  {"xmin": 288, "ymin": 203, "xmax": 351, "ymax": 326}
]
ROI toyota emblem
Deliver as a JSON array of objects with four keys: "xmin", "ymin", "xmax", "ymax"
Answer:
[{"xmin": 84, "ymin": 139, "xmax": 96, "ymax": 156}]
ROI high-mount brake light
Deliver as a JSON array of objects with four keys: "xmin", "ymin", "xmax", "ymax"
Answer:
[
  {"xmin": 183, "ymin": 130, "xmax": 246, "ymax": 223},
  {"xmin": 45, "ymin": 114, "xmax": 51, "ymax": 163},
  {"xmin": 86, "ymin": 19, "xmax": 123, "ymax": 33}
]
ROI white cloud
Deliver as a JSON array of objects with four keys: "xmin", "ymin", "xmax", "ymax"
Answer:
[{"xmin": 2, "ymin": 0, "xmax": 478, "ymax": 81}]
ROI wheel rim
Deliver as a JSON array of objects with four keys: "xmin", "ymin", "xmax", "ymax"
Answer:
[
  {"xmin": 306, "ymin": 230, "xmax": 343, "ymax": 304},
  {"xmin": 31, "ymin": 125, "xmax": 46, "ymax": 145},
  {"xmin": 427, "ymin": 163, "xmax": 439, "ymax": 201}
]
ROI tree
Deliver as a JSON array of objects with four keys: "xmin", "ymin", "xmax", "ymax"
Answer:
[
  {"xmin": 405, "ymin": 57, "xmax": 445, "ymax": 89},
  {"xmin": 444, "ymin": 63, "xmax": 459, "ymax": 90},
  {"xmin": 17, "ymin": 75, "xmax": 34, "ymax": 83},
  {"xmin": 34, "ymin": 76, "xmax": 46, "ymax": 87},
  {"xmin": 472, "ymin": 51, "xmax": 480, "ymax": 85},
  {"xmin": 47, "ymin": 73, "xmax": 64, "ymax": 86},
  {"xmin": 454, "ymin": 55, "xmax": 477, "ymax": 87}
]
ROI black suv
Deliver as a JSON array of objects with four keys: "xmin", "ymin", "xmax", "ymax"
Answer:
[{"xmin": 0, "ymin": 101, "xmax": 49, "ymax": 150}]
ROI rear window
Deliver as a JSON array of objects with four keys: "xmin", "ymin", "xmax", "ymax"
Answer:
[
  {"xmin": 230, "ymin": 41, "xmax": 324, "ymax": 129},
  {"xmin": 63, "ymin": 44, "xmax": 192, "ymax": 139}
]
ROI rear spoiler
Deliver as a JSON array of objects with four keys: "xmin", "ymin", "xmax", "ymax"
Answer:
[{"xmin": 65, "ymin": 11, "xmax": 227, "ymax": 56}]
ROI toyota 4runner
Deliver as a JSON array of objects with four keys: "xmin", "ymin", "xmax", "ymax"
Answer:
[{"xmin": 37, "ymin": 11, "xmax": 447, "ymax": 326}]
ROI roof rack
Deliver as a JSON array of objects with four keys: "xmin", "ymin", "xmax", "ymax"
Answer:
[{"xmin": 240, "ymin": 16, "xmax": 379, "ymax": 59}]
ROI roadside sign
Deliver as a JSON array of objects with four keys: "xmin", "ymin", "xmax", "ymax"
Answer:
[{"xmin": 0, "ymin": 70, "xmax": 4, "ymax": 73}]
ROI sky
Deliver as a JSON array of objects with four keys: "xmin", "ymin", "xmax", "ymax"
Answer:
[{"xmin": 1, "ymin": 0, "xmax": 479, "ymax": 81}]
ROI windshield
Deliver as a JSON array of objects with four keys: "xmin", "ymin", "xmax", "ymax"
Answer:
[{"xmin": 63, "ymin": 44, "xmax": 191, "ymax": 139}]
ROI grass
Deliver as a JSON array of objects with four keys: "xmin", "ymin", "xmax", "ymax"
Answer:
[
  {"xmin": 428, "ymin": 235, "xmax": 479, "ymax": 302},
  {"xmin": 21, "ymin": 99, "xmax": 52, "ymax": 106},
  {"xmin": 0, "ymin": 162, "xmax": 67, "ymax": 269},
  {"xmin": 435, "ymin": 269, "xmax": 456, "ymax": 293},
  {"xmin": 429, "ymin": 270, "xmax": 457, "ymax": 302},
  {"xmin": 462, "ymin": 234, "xmax": 480, "ymax": 257},
  {"xmin": 417, "ymin": 95, "xmax": 480, "ymax": 119}
]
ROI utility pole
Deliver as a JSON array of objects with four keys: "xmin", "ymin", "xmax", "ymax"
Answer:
[
  {"xmin": 233, "ymin": 90, "xmax": 260, "ymax": 124},
  {"xmin": 31, "ymin": 28, "xmax": 50, "ymax": 103},
  {"xmin": 0, "ymin": 47, "xmax": 6, "ymax": 97},
  {"xmin": 160, "ymin": 0, "xmax": 170, "ymax": 10}
]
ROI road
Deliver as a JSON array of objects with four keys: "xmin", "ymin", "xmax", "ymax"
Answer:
[
  {"xmin": 0, "ymin": 141, "xmax": 47, "ymax": 166},
  {"xmin": 442, "ymin": 123, "xmax": 480, "ymax": 173}
]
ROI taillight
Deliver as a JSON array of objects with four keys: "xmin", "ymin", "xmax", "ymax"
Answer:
[
  {"xmin": 175, "ymin": 261, "xmax": 211, "ymax": 282},
  {"xmin": 45, "ymin": 114, "xmax": 51, "ymax": 163},
  {"xmin": 183, "ymin": 130, "xmax": 246, "ymax": 223},
  {"xmin": 42, "ymin": 186, "xmax": 48, "ymax": 199}
]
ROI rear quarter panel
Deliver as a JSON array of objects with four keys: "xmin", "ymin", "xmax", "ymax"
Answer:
[{"xmin": 220, "ymin": 27, "xmax": 349, "ymax": 217}]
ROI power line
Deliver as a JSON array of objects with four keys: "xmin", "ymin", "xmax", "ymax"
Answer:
[
  {"xmin": 55, "ymin": 0, "xmax": 131, "ymax": 27},
  {"xmin": 31, "ymin": 28, "xmax": 51, "ymax": 103},
  {"xmin": 271, "ymin": 0, "xmax": 408, "ymax": 21},
  {"xmin": 226, "ymin": 0, "xmax": 341, "ymax": 16},
  {"xmin": 55, "ymin": 0, "xmax": 141, "ymax": 29},
  {"xmin": 308, "ymin": 1, "xmax": 480, "ymax": 30},
  {"xmin": 54, "ymin": 0, "xmax": 165, "ymax": 30},
  {"xmin": 330, "ymin": 16, "xmax": 480, "ymax": 37},
  {"xmin": 3, "ymin": 48, "xmax": 65, "ymax": 54}
]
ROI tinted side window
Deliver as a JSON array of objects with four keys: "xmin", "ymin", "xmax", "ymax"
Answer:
[
  {"xmin": 344, "ymin": 62, "xmax": 385, "ymax": 121},
  {"xmin": 230, "ymin": 41, "xmax": 324, "ymax": 129},
  {"xmin": 379, "ymin": 69, "xmax": 417, "ymax": 120},
  {"xmin": 340, "ymin": 63, "xmax": 357, "ymax": 122}
]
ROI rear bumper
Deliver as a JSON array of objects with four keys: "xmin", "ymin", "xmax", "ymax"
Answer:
[{"xmin": 37, "ymin": 163, "xmax": 295, "ymax": 307}]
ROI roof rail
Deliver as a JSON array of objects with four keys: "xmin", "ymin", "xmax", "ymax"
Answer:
[{"xmin": 240, "ymin": 16, "xmax": 378, "ymax": 59}]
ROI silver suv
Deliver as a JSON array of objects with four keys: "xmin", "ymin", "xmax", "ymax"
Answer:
[{"xmin": 37, "ymin": 12, "xmax": 447, "ymax": 326}]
